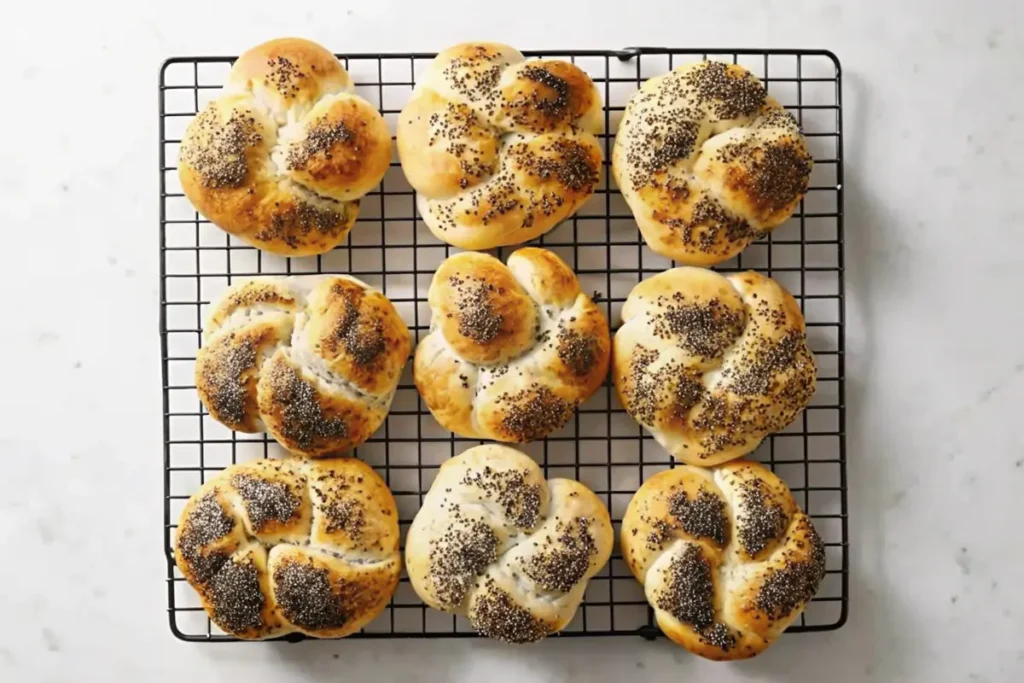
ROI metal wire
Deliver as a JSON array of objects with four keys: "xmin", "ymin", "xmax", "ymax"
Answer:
[{"xmin": 160, "ymin": 47, "xmax": 847, "ymax": 642}]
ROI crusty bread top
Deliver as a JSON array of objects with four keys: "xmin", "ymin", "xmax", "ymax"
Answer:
[
  {"xmin": 612, "ymin": 61, "xmax": 813, "ymax": 266},
  {"xmin": 621, "ymin": 461, "xmax": 825, "ymax": 660},
  {"xmin": 397, "ymin": 42, "xmax": 603, "ymax": 250},
  {"xmin": 613, "ymin": 268, "xmax": 815, "ymax": 466}
]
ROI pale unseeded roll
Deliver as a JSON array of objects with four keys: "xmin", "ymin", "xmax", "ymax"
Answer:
[
  {"xmin": 612, "ymin": 61, "xmax": 813, "ymax": 266},
  {"xmin": 179, "ymin": 38, "xmax": 392, "ymax": 256},
  {"xmin": 612, "ymin": 268, "xmax": 816, "ymax": 466},
  {"xmin": 195, "ymin": 275, "xmax": 411, "ymax": 457},
  {"xmin": 174, "ymin": 458, "xmax": 401, "ymax": 640},
  {"xmin": 405, "ymin": 444, "xmax": 613, "ymax": 643},
  {"xmin": 397, "ymin": 42, "xmax": 603, "ymax": 250},
  {"xmin": 414, "ymin": 247, "xmax": 610, "ymax": 442},
  {"xmin": 621, "ymin": 461, "xmax": 825, "ymax": 660}
]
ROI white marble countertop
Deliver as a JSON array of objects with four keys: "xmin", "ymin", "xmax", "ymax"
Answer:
[{"xmin": 2, "ymin": 0, "xmax": 1022, "ymax": 680}]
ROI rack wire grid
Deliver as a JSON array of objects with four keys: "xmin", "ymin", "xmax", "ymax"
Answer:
[{"xmin": 160, "ymin": 46, "xmax": 847, "ymax": 642}]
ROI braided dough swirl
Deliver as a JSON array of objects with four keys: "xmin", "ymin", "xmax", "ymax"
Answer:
[
  {"xmin": 622, "ymin": 461, "xmax": 825, "ymax": 660},
  {"xmin": 613, "ymin": 267, "xmax": 816, "ymax": 466},
  {"xmin": 406, "ymin": 445, "xmax": 613, "ymax": 643},
  {"xmin": 414, "ymin": 247, "xmax": 610, "ymax": 442},
  {"xmin": 174, "ymin": 458, "xmax": 400, "ymax": 640},
  {"xmin": 398, "ymin": 42, "xmax": 603, "ymax": 250},
  {"xmin": 179, "ymin": 38, "xmax": 391, "ymax": 255},
  {"xmin": 195, "ymin": 275, "xmax": 410, "ymax": 457},
  {"xmin": 612, "ymin": 61, "xmax": 813, "ymax": 266}
]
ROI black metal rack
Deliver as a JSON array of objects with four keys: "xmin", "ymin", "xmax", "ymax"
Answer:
[{"xmin": 160, "ymin": 47, "xmax": 847, "ymax": 642}]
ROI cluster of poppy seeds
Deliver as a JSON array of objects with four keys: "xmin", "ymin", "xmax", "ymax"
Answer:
[
  {"xmin": 668, "ymin": 487, "xmax": 730, "ymax": 546},
  {"xmin": 685, "ymin": 61, "xmax": 767, "ymax": 121},
  {"xmin": 252, "ymin": 198, "xmax": 346, "ymax": 250},
  {"xmin": 327, "ymin": 286, "xmax": 386, "ymax": 367},
  {"xmin": 183, "ymin": 107, "xmax": 262, "ymax": 189},
  {"xmin": 754, "ymin": 517, "xmax": 826, "ymax": 620},
  {"xmin": 622, "ymin": 345, "xmax": 671, "ymax": 425},
  {"xmin": 177, "ymin": 492, "xmax": 235, "ymax": 583},
  {"xmin": 626, "ymin": 116, "xmax": 702, "ymax": 187},
  {"xmin": 720, "ymin": 137, "xmax": 812, "ymax": 216},
  {"xmin": 734, "ymin": 476, "xmax": 789, "ymax": 557},
  {"xmin": 459, "ymin": 466, "xmax": 541, "ymax": 529},
  {"xmin": 448, "ymin": 275, "xmax": 504, "ymax": 344},
  {"xmin": 442, "ymin": 47, "xmax": 505, "ymax": 107},
  {"xmin": 655, "ymin": 544, "xmax": 736, "ymax": 652},
  {"xmin": 727, "ymin": 328, "xmax": 810, "ymax": 397},
  {"xmin": 207, "ymin": 556, "xmax": 266, "ymax": 635},
  {"xmin": 680, "ymin": 195, "xmax": 756, "ymax": 252},
  {"xmin": 272, "ymin": 558, "xmax": 350, "ymax": 631},
  {"xmin": 264, "ymin": 361, "xmax": 348, "ymax": 449},
  {"xmin": 221, "ymin": 282, "xmax": 297, "ymax": 311},
  {"xmin": 650, "ymin": 292, "xmax": 746, "ymax": 359},
  {"xmin": 524, "ymin": 516, "xmax": 597, "ymax": 592},
  {"xmin": 428, "ymin": 506, "xmax": 499, "ymax": 608},
  {"xmin": 470, "ymin": 579, "xmax": 550, "ymax": 644},
  {"xmin": 556, "ymin": 326, "xmax": 598, "ymax": 377},
  {"xmin": 231, "ymin": 472, "xmax": 301, "ymax": 532},
  {"xmin": 286, "ymin": 117, "xmax": 354, "ymax": 171},
  {"xmin": 496, "ymin": 384, "xmax": 576, "ymax": 442},
  {"xmin": 199, "ymin": 333, "xmax": 261, "ymax": 428},
  {"xmin": 265, "ymin": 56, "xmax": 309, "ymax": 99},
  {"xmin": 322, "ymin": 498, "xmax": 366, "ymax": 538},
  {"xmin": 507, "ymin": 65, "xmax": 572, "ymax": 128},
  {"xmin": 509, "ymin": 139, "xmax": 599, "ymax": 193},
  {"xmin": 425, "ymin": 102, "xmax": 497, "ymax": 186}
]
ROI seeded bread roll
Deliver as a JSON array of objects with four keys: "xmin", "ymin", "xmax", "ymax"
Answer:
[
  {"xmin": 397, "ymin": 42, "xmax": 603, "ymax": 250},
  {"xmin": 178, "ymin": 37, "xmax": 392, "ymax": 256},
  {"xmin": 613, "ymin": 268, "xmax": 815, "ymax": 466},
  {"xmin": 622, "ymin": 461, "xmax": 825, "ymax": 659},
  {"xmin": 195, "ymin": 275, "xmax": 411, "ymax": 457},
  {"xmin": 612, "ymin": 61, "xmax": 813, "ymax": 266},
  {"xmin": 174, "ymin": 457, "xmax": 401, "ymax": 639},
  {"xmin": 414, "ymin": 247, "xmax": 610, "ymax": 442},
  {"xmin": 405, "ymin": 444, "xmax": 613, "ymax": 643}
]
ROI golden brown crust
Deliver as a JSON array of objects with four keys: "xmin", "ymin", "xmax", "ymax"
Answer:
[
  {"xmin": 282, "ymin": 94, "xmax": 393, "ymax": 201},
  {"xmin": 179, "ymin": 37, "xmax": 388, "ymax": 256},
  {"xmin": 414, "ymin": 248, "xmax": 610, "ymax": 442},
  {"xmin": 174, "ymin": 458, "xmax": 401, "ymax": 640},
  {"xmin": 429, "ymin": 252, "xmax": 537, "ymax": 365},
  {"xmin": 195, "ymin": 276, "xmax": 410, "ymax": 457},
  {"xmin": 302, "ymin": 278, "xmax": 412, "ymax": 396},
  {"xmin": 405, "ymin": 445, "xmax": 613, "ymax": 642},
  {"xmin": 397, "ymin": 42, "xmax": 603, "ymax": 250},
  {"xmin": 612, "ymin": 62, "xmax": 813, "ymax": 266},
  {"xmin": 621, "ymin": 462, "xmax": 825, "ymax": 660},
  {"xmin": 612, "ymin": 268, "xmax": 815, "ymax": 466}
]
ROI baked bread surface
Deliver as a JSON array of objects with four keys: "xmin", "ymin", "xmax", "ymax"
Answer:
[
  {"xmin": 179, "ymin": 38, "xmax": 392, "ymax": 255},
  {"xmin": 397, "ymin": 42, "xmax": 603, "ymax": 250},
  {"xmin": 405, "ymin": 444, "xmax": 613, "ymax": 642},
  {"xmin": 612, "ymin": 61, "xmax": 813, "ymax": 265},
  {"xmin": 195, "ymin": 275, "xmax": 411, "ymax": 456},
  {"xmin": 414, "ymin": 247, "xmax": 610, "ymax": 442},
  {"xmin": 612, "ymin": 267, "xmax": 815, "ymax": 466},
  {"xmin": 621, "ymin": 461, "xmax": 825, "ymax": 659},
  {"xmin": 174, "ymin": 457, "xmax": 401, "ymax": 639}
]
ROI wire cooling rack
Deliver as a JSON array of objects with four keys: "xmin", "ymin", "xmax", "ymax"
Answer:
[{"xmin": 160, "ymin": 47, "xmax": 847, "ymax": 642}]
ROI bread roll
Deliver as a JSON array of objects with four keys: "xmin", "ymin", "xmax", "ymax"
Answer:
[
  {"xmin": 612, "ymin": 268, "xmax": 815, "ymax": 466},
  {"xmin": 405, "ymin": 444, "xmax": 613, "ymax": 642},
  {"xmin": 621, "ymin": 461, "xmax": 825, "ymax": 659},
  {"xmin": 174, "ymin": 457, "xmax": 400, "ymax": 639},
  {"xmin": 195, "ymin": 275, "xmax": 410, "ymax": 456},
  {"xmin": 414, "ymin": 247, "xmax": 610, "ymax": 442},
  {"xmin": 397, "ymin": 42, "xmax": 603, "ymax": 250},
  {"xmin": 612, "ymin": 61, "xmax": 812, "ymax": 265},
  {"xmin": 179, "ymin": 38, "xmax": 392, "ymax": 256}
]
